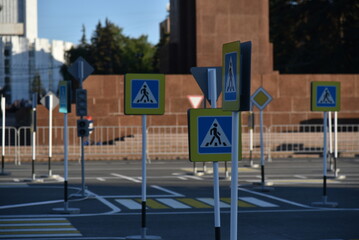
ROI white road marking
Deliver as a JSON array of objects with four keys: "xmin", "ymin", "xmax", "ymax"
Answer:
[
  {"xmin": 150, "ymin": 185, "xmax": 184, "ymax": 197},
  {"xmin": 239, "ymin": 187, "xmax": 311, "ymax": 208},
  {"xmin": 115, "ymin": 199, "xmax": 142, "ymax": 210},
  {"xmin": 156, "ymin": 198, "xmax": 191, "ymax": 209},
  {"xmin": 239, "ymin": 197, "xmax": 278, "ymax": 207},
  {"xmin": 96, "ymin": 177, "xmax": 106, "ymax": 182},
  {"xmin": 111, "ymin": 173, "xmax": 141, "ymax": 183},
  {"xmin": 197, "ymin": 198, "xmax": 231, "ymax": 208}
]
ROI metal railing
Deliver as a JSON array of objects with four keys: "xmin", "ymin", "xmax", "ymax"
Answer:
[
  {"xmin": 267, "ymin": 124, "xmax": 359, "ymax": 157},
  {"xmin": 0, "ymin": 124, "xmax": 358, "ymax": 163}
]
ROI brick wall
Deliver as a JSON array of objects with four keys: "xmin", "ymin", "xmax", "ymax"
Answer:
[{"xmin": 36, "ymin": 73, "xmax": 359, "ymax": 128}]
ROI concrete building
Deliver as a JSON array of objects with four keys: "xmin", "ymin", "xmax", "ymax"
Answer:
[{"xmin": 0, "ymin": 0, "xmax": 72, "ymax": 104}]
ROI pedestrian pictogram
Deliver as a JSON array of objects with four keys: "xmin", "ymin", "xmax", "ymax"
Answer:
[
  {"xmin": 317, "ymin": 87, "xmax": 335, "ymax": 106},
  {"xmin": 124, "ymin": 74, "xmax": 165, "ymax": 115},
  {"xmin": 200, "ymin": 119, "xmax": 231, "ymax": 148},
  {"xmin": 133, "ymin": 82, "xmax": 158, "ymax": 104},
  {"xmin": 222, "ymin": 41, "xmax": 241, "ymax": 111},
  {"xmin": 224, "ymin": 52, "xmax": 238, "ymax": 101},
  {"xmin": 311, "ymin": 81, "xmax": 340, "ymax": 112}
]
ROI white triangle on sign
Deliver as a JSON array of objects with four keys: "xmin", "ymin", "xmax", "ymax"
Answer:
[
  {"xmin": 200, "ymin": 119, "xmax": 231, "ymax": 148},
  {"xmin": 318, "ymin": 88, "xmax": 335, "ymax": 104},
  {"xmin": 133, "ymin": 82, "xmax": 158, "ymax": 104},
  {"xmin": 187, "ymin": 95, "xmax": 204, "ymax": 109},
  {"xmin": 225, "ymin": 57, "xmax": 236, "ymax": 93}
]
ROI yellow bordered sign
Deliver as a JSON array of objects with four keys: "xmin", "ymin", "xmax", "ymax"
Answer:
[
  {"xmin": 124, "ymin": 74, "xmax": 165, "ymax": 115},
  {"xmin": 188, "ymin": 108, "xmax": 242, "ymax": 162},
  {"xmin": 222, "ymin": 41, "xmax": 241, "ymax": 111},
  {"xmin": 311, "ymin": 81, "xmax": 341, "ymax": 112}
]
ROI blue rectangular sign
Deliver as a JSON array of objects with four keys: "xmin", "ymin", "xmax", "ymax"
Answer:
[{"xmin": 131, "ymin": 79, "xmax": 159, "ymax": 109}]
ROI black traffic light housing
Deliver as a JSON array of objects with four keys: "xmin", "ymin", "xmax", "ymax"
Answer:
[
  {"xmin": 76, "ymin": 89, "xmax": 87, "ymax": 117},
  {"xmin": 77, "ymin": 119, "xmax": 89, "ymax": 137}
]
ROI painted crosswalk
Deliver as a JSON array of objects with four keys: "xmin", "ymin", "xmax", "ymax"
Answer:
[
  {"xmin": 0, "ymin": 218, "xmax": 81, "ymax": 238},
  {"xmin": 115, "ymin": 197, "xmax": 279, "ymax": 210}
]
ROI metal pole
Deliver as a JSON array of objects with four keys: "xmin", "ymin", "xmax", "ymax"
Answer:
[
  {"xmin": 1, "ymin": 96, "xmax": 5, "ymax": 174},
  {"xmin": 208, "ymin": 68, "xmax": 221, "ymax": 240},
  {"xmin": 230, "ymin": 111, "xmax": 239, "ymax": 240},
  {"xmin": 141, "ymin": 114, "xmax": 147, "ymax": 238},
  {"xmin": 32, "ymin": 94, "xmax": 37, "ymax": 181},
  {"xmin": 64, "ymin": 113, "xmax": 69, "ymax": 210},
  {"xmin": 48, "ymin": 95, "xmax": 53, "ymax": 176},
  {"xmin": 260, "ymin": 110, "xmax": 265, "ymax": 185},
  {"xmin": 323, "ymin": 112, "xmax": 328, "ymax": 203},
  {"xmin": 334, "ymin": 111, "xmax": 338, "ymax": 176},
  {"xmin": 328, "ymin": 111, "xmax": 333, "ymax": 171}
]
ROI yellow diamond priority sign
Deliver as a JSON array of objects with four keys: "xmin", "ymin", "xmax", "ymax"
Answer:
[{"xmin": 251, "ymin": 87, "xmax": 272, "ymax": 110}]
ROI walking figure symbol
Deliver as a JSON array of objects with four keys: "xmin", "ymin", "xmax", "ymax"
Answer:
[
  {"xmin": 225, "ymin": 57, "xmax": 236, "ymax": 92},
  {"xmin": 200, "ymin": 119, "xmax": 231, "ymax": 148},
  {"xmin": 206, "ymin": 123, "xmax": 227, "ymax": 146},
  {"xmin": 133, "ymin": 81, "xmax": 157, "ymax": 104},
  {"xmin": 138, "ymin": 85, "xmax": 153, "ymax": 103},
  {"xmin": 318, "ymin": 87, "xmax": 335, "ymax": 105}
]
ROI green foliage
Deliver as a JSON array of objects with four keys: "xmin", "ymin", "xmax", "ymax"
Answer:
[
  {"xmin": 65, "ymin": 19, "xmax": 156, "ymax": 75},
  {"xmin": 270, "ymin": 0, "xmax": 359, "ymax": 73}
]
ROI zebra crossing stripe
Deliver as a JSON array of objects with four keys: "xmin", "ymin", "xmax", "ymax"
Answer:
[
  {"xmin": 156, "ymin": 198, "xmax": 191, "ymax": 209},
  {"xmin": 197, "ymin": 198, "xmax": 231, "ymax": 208},
  {"xmin": 114, "ymin": 197, "xmax": 278, "ymax": 210},
  {"xmin": 240, "ymin": 197, "xmax": 278, "ymax": 207},
  {"xmin": 0, "ymin": 218, "xmax": 81, "ymax": 238},
  {"xmin": 176, "ymin": 198, "xmax": 212, "ymax": 208},
  {"xmin": 115, "ymin": 199, "xmax": 142, "ymax": 210},
  {"xmin": 220, "ymin": 198, "xmax": 256, "ymax": 208}
]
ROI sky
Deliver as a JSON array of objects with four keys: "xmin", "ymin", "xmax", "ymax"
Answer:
[{"xmin": 38, "ymin": 0, "xmax": 169, "ymax": 45}]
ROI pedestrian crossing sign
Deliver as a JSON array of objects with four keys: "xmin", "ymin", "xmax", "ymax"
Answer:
[
  {"xmin": 311, "ymin": 81, "xmax": 340, "ymax": 112},
  {"xmin": 222, "ymin": 41, "xmax": 241, "ymax": 111},
  {"xmin": 125, "ymin": 74, "xmax": 165, "ymax": 115},
  {"xmin": 188, "ymin": 108, "xmax": 242, "ymax": 162}
]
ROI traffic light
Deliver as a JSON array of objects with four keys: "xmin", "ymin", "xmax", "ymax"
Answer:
[
  {"xmin": 77, "ymin": 119, "xmax": 89, "ymax": 137},
  {"xmin": 76, "ymin": 89, "xmax": 87, "ymax": 117}
]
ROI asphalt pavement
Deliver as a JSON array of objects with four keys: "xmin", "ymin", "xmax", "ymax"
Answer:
[{"xmin": 0, "ymin": 157, "xmax": 359, "ymax": 240}]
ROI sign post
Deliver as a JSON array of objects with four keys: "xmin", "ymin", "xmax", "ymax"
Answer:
[
  {"xmin": 68, "ymin": 57, "xmax": 94, "ymax": 197},
  {"xmin": 190, "ymin": 66, "xmax": 224, "ymax": 240},
  {"xmin": 251, "ymin": 87, "xmax": 273, "ymax": 190},
  {"xmin": 222, "ymin": 40, "xmax": 251, "ymax": 240},
  {"xmin": 0, "ymin": 95, "xmax": 10, "ymax": 176},
  {"xmin": 125, "ymin": 73, "xmax": 164, "ymax": 240},
  {"xmin": 40, "ymin": 91, "xmax": 59, "ymax": 178},
  {"xmin": 311, "ymin": 81, "xmax": 340, "ymax": 208},
  {"xmin": 53, "ymin": 81, "xmax": 80, "ymax": 214}
]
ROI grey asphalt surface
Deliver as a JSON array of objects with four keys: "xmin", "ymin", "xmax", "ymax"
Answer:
[{"xmin": 0, "ymin": 157, "xmax": 359, "ymax": 240}]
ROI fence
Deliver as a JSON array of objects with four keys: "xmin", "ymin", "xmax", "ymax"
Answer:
[{"xmin": 0, "ymin": 124, "xmax": 358, "ymax": 163}]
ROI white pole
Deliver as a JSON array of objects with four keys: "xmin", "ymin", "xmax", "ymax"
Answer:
[
  {"xmin": 260, "ymin": 110, "xmax": 265, "ymax": 185},
  {"xmin": 2, "ymin": 96, "xmax": 5, "ymax": 158},
  {"xmin": 64, "ymin": 113, "xmax": 69, "ymax": 209},
  {"xmin": 328, "ymin": 111, "xmax": 333, "ymax": 155},
  {"xmin": 48, "ymin": 95, "xmax": 53, "ymax": 176},
  {"xmin": 334, "ymin": 111, "xmax": 338, "ymax": 159},
  {"xmin": 208, "ymin": 68, "xmax": 221, "ymax": 238},
  {"xmin": 323, "ymin": 112, "xmax": 328, "ymax": 202},
  {"xmin": 141, "ymin": 114, "xmax": 147, "ymax": 237},
  {"xmin": 230, "ymin": 111, "xmax": 239, "ymax": 240}
]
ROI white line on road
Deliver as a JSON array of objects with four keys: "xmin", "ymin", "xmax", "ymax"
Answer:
[
  {"xmin": 150, "ymin": 185, "xmax": 184, "ymax": 197},
  {"xmin": 115, "ymin": 199, "xmax": 142, "ymax": 210},
  {"xmin": 239, "ymin": 187, "xmax": 311, "ymax": 208},
  {"xmin": 110, "ymin": 173, "xmax": 141, "ymax": 183},
  {"xmin": 239, "ymin": 197, "xmax": 278, "ymax": 207},
  {"xmin": 156, "ymin": 198, "xmax": 191, "ymax": 209}
]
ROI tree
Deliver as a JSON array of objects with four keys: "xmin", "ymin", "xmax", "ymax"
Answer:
[
  {"xmin": 270, "ymin": 0, "xmax": 359, "ymax": 73},
  {"xmin": 64, "ymin": 19, "xmax": 156, "ymax": 75}
]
